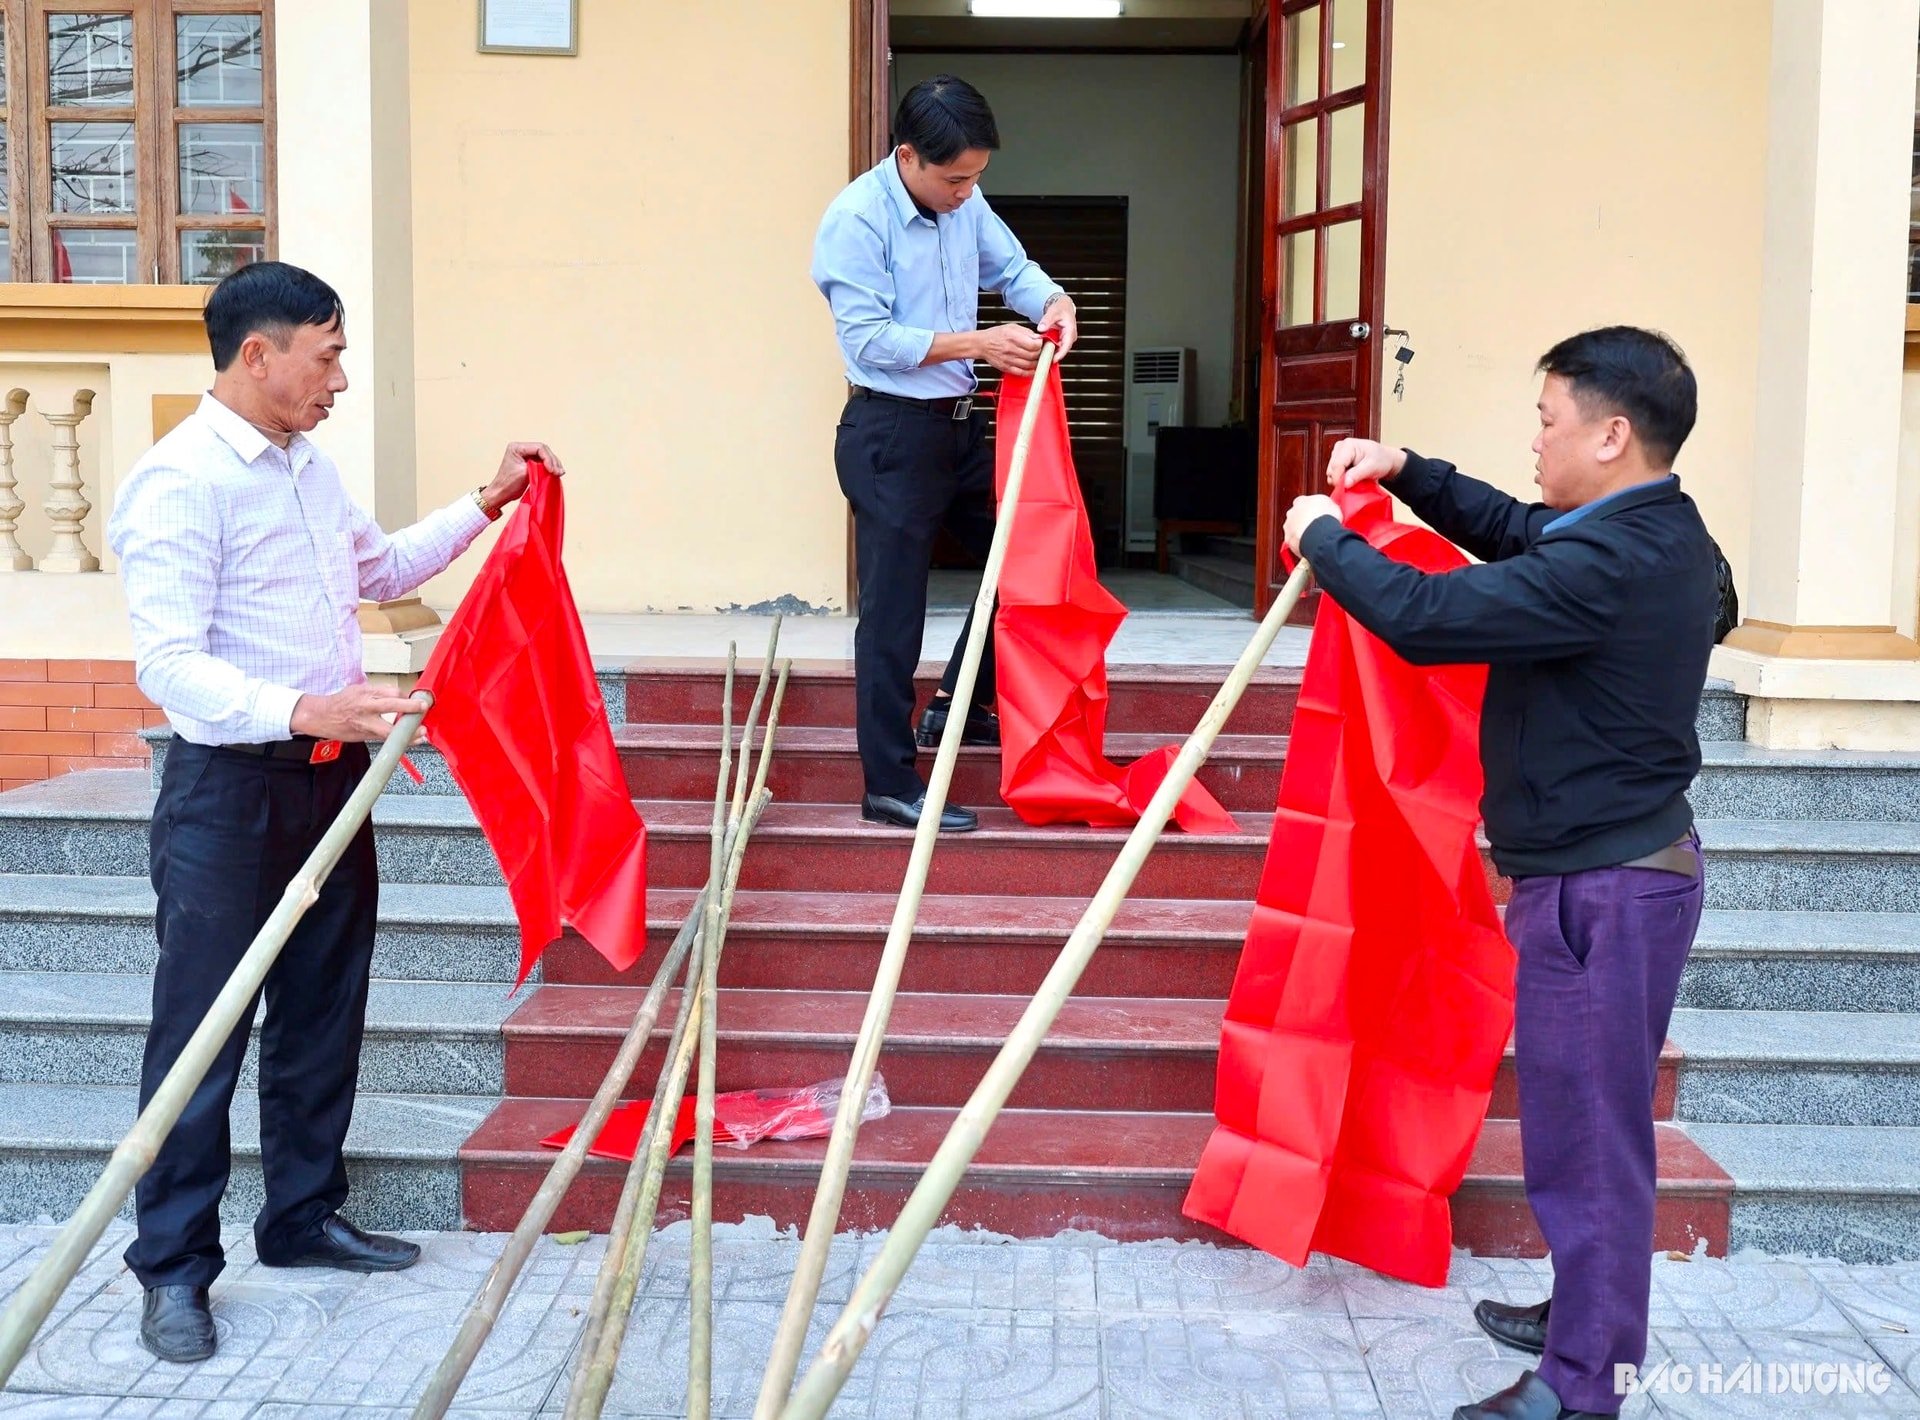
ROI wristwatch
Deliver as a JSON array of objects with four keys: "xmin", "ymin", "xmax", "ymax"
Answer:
[{"xmin": 472, "ymin": 485, "xmax": 502, "ymax": 522}]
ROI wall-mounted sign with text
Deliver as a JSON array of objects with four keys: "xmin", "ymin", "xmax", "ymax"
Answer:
[{"xmin": 479, "ymin": 0, "xmax": 579, "ymax": 56}]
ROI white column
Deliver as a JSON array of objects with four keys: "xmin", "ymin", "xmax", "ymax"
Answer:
[
  {"xmin": 1726, "ymin": 0, "xmax": 1920, "ymax": 661},
  {"xmin": 274, "ymin": 2, "xmax": 438, "ymax": 679},
  {"xmin": 272, "ymin": 0, "xmax": 417, "ymax": 529}
]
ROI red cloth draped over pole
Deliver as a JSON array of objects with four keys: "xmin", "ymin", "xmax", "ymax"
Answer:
[
  {"xmin": 1182, "ymin": 484, "xmax": 1515, "ymax": 1286},
  {"xmin": 991, "ymin": 348, "xmax": 1237, "ymax": 834},
  {"xmin": 418, "ymin": 458, "xmax": 647, "ymax": 988}
]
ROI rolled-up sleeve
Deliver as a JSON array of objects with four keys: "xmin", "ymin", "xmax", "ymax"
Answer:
[
  {"xmin": 978, "ymin": 202, "xmax": 1062, "ymax": 322},
  {"xmin": 811, "ymin": 206, "xmax": 935, "ymax": 372},
  {"xmin": 108, "ymin": 466, "xmax": 302, "ymax": 740}
]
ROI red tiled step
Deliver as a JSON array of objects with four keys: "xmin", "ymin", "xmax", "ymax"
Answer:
[
  {"xmin": 621, "ymin": 659, "xmax": 1301, "ymax": 738},
  {"xmin": 505, "ymin": 988, "xmax": 1221, "ymax": 1112},
  {"xmin": 540, "ymin": 890, "xmax": 1255, "ymax": 998},
  {"xmin": 630, "ymin": 799, "xmax": 1273, "ymax": 900},
  {"xmin": 613, "ymin": 723, "xmax": 1287, "ymax": 812},
  {"xmin": 459, "ymin": 1104, "xmax": 1729, "ymax": 1254},
  {"xmin": 500, "ymin": 985, "xmax": 1680, "ymax": 1121}
]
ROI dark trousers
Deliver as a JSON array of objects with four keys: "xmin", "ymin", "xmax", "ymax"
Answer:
[
  {"xmin": 835, "ymin": 393, "xmax": 998, "ymax": 800},
  {"xmin": 124, "ymin": 739, "xmax": 380, "ymax": 1289},
  {"xmin": 1503, "ymin": 833, "xmax": 1703, "ymax": 1415}
]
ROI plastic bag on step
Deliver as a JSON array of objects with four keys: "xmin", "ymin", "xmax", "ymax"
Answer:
[{"xmin": 711, "ymin": 1074, "xmax": 891, "ymax": 1149}]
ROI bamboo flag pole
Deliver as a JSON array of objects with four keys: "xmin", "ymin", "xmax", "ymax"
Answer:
[
  {"xmin": 691, "ymin": 658, "xmax": 791, "ymax": 1418},
  {"xmin": 564, "ymin": 774, "xmax": 772, "ymax": 1420},
  {"xmin": 567, "ymin": 657, "xmax": 793, "ymax": 1420},
  {"xmin": 687, "ymin": 642, "xmax": 737, "ymax": 1420},
  {"xmin": 415, "ymin": 630, "xmax": 785, "ymax": 1419},
  {"xmin": 780, "ymin": 559, "xmax": 1315, "ymax": 1420},
  {"xmin": 410, "ymin": 844, "xmax": 745, "ymax": 1418},
  {"xmin": 564, "ymin": 936, "xmax": 711, "ymax": 1420},
  {"xmin": 0, "ymin": 700, "xmax": 432, "ymax": 1386},
  {"xmin": 566, "ymin": 650, "xmax": 738, "ymax": 1408},
  {"xmin": 731, "ymin": 617, "xmax": 783, "ymax": 821},
  {"xmin": 753, "ymin": 340, "xmax": 1060, "ymax": 1420}
]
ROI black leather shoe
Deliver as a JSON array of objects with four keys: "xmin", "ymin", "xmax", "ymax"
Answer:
[
  {"xmin": 1475, "ymin": 1296, "xmax": 1549, "ymax": 1355},
  {"xmin": 861, "ymin": 791, "xmax": 978, "ymax": 832},
  {"xmin": 262, "ymin": 1214, "xmax": 421, "ymax": 1273},
  {"xmin": 139, "ymin": 1284, "xmax": 215, "ymax": 1363},
  {"xmin": 1452, "ymin": 1369, "xmax": 1611, "ymax": 1420},
  {"xmin": 915, "ymin": 698, "xmax": 1000, "ymax": 748}
]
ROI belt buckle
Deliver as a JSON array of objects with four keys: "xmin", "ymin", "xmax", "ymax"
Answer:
[
  {"xmin": 308, "ymin": 739, "xmax": 342, "ymax": 765},
  {"xmin": 951, "ymin": 395, "xmax": 973, "ymax": 421}
]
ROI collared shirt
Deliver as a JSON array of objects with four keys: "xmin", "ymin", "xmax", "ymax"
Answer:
[
  {"xmin": 811, "ymin": 154, "xmax": 1064, "ymax": 398},
  {"xmin": 107, "ymin": 392, "xmax": 490, "ymax": 746},
  {"xmin": 1541, "ymin": 473, "xmax": 1679, "ymax": 535}
]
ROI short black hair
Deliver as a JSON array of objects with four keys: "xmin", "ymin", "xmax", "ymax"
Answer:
[
  {"xmin": 1536, "ymin": 325, "xmax": 1697, "ymax": 468},
  {"xmin": 203, "ymin": 260, "xmax": 344, "ymax": 372},
  {"xmin": 893, "ymin": 75, "xmax": 999, "ymax": 166}
]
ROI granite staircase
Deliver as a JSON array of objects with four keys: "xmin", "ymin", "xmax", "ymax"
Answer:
[{"xmin": 0, "ymin": 661, "xmax": 1915, "ymax": 1262}]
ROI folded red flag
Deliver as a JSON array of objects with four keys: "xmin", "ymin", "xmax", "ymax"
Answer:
[
  {"xmin": 1181, "ymin": 484, "xmax": 1515, "ymax": 1287},
  {"xmin": 538, "ymin": 1077, "xmax": 890, "ymax": 1160},
  {"xmin": 540, "ymin": 1097, "xmax": 713, "ymax": 1161},
  {"xmin": 418, "ymin": 458, "xmax": 648, "ymax": 987},
  {"xmin": 992, "ymin": 349, "xmax": 1237, "ymax": 834}
]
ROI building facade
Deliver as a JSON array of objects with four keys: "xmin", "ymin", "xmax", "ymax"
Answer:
[{"xmin": 0, "ymin": 0, "xmax": 1915, "ymax": 788}]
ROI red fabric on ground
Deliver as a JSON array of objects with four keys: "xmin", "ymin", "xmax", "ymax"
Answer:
[
  {"xmin": 992, "ymin": 355, "xmax": 1236, "ymax": 834},
  {"xmin": 418, "ymin": 459, "xmax": 648, "ymax": 987},
  {"xmin": 540, "ymin": 1098, "xmax": 713, "ymax": 1161},
  {"xmin": 1181, "ymin": 485, "xmax": 1515, "ymax": 1286}
]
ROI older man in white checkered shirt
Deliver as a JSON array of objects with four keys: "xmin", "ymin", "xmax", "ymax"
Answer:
[{"xmin": 105, "ymin": 260, "xmax": 565, "ymax": 1365}]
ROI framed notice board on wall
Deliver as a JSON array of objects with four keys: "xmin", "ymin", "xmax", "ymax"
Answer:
[{"xmin": 479, "ymin": 0, "xmax": 579, "ymax": 55}]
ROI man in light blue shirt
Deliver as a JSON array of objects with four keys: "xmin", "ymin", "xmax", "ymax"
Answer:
[{"xmin": 812, "ymin": 73, "xmax": 1077, "ymax": 832}]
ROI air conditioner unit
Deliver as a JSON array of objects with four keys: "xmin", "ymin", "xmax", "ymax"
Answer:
[{"xmin": 1124, "ymin": 347, "xmax": 1196, "ymax": 554}]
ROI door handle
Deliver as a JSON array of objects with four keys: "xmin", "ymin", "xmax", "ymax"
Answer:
[{"xmin": 1348, "ymin": 321, "xmax": 1371, "ymax": 341}]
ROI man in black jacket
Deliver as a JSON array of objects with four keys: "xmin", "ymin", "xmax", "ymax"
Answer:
[{"xmin": 1282, "ymin": 327, "xmax": 1717, "ymax": 1420}]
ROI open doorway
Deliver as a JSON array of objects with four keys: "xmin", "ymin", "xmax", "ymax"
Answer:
[
  {"xmin": 874, "ymin": 0, "xmax": 1395, "ymax": 622},
  {"xmin": 887, "ymin": 0, "xmax": 1264, "ymax": 615}
]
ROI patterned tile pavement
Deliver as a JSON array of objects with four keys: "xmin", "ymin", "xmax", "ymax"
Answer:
[{"xmin": 2, "ymin": 1221, "xmax": 1918, "ymax": 1417}]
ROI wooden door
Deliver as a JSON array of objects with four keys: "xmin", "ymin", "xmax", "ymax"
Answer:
[{"xmin": 1253, "ymin": 0, "xmax": 1392, "ymax": 616}]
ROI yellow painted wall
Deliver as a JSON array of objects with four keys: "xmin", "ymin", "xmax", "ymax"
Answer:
[
  {"xmin": 1377, "ymin": 0, "xmax": 1771, "ymax": 595},
  {"xmin": 407, "ymin": 0, "xmax": 852, "ymax": 615}
]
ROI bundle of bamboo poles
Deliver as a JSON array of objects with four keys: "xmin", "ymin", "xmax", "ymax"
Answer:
[
  {"xmin": 775, "ymin": 559, "xmax": 1313, "ymax": 1418},
  {"xmin": 0, "ymin": 697, "xmax": 436, "ymax": 1386},
  {"xmin": 751, "ymin": 340, "xmax": 1060, "ymax": 1419},
  {"xmin": 418, "ymin": 623, "xmax": 793, "ymax": 1420}
]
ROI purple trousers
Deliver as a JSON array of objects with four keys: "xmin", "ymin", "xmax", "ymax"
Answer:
[{"xmin": 1503, "ymin": 833, "xmax": 1703, "ymax": 1415}]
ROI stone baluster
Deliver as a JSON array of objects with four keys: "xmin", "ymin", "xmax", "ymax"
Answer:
[
  {"xmin": 38, "ymin": 389, "xmax": 98, "ymax": 574},
  {"xmin": 0, "ymin": 390, "xmax": 30, "ymax": 571}
]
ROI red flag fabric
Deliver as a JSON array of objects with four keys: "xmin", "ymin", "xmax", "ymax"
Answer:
[
  {"xmin": 537, "ymin": 1078, "xmax": 884, "ymax": 1160},
  {"xmin": 540, "ymin": 1097, "xmax": 711, "ymax": 1160},
  {"xmin": 418, "ymin": 459, "xmax": 647, "ymax": 987},
  {"xmin": 992, "ymin": 349, "xmax": 1237, "ymax": 834},
  {"xmin": 1181, "ymin": 484, "xmax": 1515, "ymax": 1286}
]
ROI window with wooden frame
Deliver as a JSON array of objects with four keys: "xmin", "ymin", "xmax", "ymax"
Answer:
[{"xmin": 0, "ymin": 0, "xmax": 272, "ymax": 284}]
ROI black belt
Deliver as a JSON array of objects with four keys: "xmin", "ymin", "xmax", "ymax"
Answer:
[
  {"xmin": 849, "ymin": 385, "xmax": 977, "ymax": 421},
  {"xmin": 214, "ymin": 736, "xmax": 346, "ymax": 765},
  {"xmin": 1620, "ymin": 837, "xmax": 1699, "ymax": 879}
]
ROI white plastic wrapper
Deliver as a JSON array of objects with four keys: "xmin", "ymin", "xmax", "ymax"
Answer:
[{"xmin": 711, "ymin": 1073, "xmax": 892, "ymax": 1150}]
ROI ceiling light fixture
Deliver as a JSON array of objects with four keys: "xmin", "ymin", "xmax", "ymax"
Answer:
[{"xmin": 968, "ymin": 1, "xmax": 1125, "ymax": 18}]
